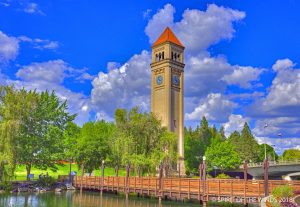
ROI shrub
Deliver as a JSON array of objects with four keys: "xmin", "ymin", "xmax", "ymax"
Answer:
[
  {"xmin": 271, "ymin": 185, "xmax": 294, "ymax": 200},
  {"xmin": 0, "ymin": 181, "xmax": 13, "ymax": 191},
  {"xmin": 36, "ymin": 176, "xmax": 56, "ymax": 188},
  {"xmin": 216, "ymin": 173, "xmax": 231, "ymax": 179}
]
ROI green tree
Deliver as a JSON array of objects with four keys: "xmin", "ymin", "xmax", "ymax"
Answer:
[
  {"xmin": 227, "ymin": 130, "xmax": 241, "ymax": 145},
  {"xmin": 111, "ymin": 107, "xmax": 177, "ymax": 174},
  {"xmin": 0, "ymin": 85, "xmax": 25, "ymax": 181},
  {"xmin": 17, "ymin": 91, "xmax": 75, "ymax": 179},
  {"xmin": 219, "ymin": 126, "xmax": 226, "ymax": 141},
  {"xmin": 75, "ymin": 121, "xmax": 114, "ymax": 174},
  {"xmin": 205, "ymin": 141, "xmax": 241, "ymax": 172},
  {"xmin": 258, "ymin": 144, "xmax": 278, "ymax": 162},
  {"xmin": 184, "ymin": 117, "xmax": 220, "ymax": 175},
  {"xmin": 199, "ymin": 116, "xmax": 211, "ymax": 148},
  {"xmin": 63, "ymin": 122, "xmax": 81, "ymax": 161},
  {"xmin": 240, "ymin": 123, "xmax": 260, "ymax": 162},
  {"xmin": 228, "ymin": 123, "xmax": 260, "ymax": 162},
  {"xmin": 282, "ymin": 149, "xmax": 300, "ymax": 161},
  {"xmin": 184, "ymin": 127, "xmax": 204, "ymax": 175}
]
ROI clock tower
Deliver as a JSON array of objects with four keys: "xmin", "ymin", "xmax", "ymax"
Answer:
[{"xmin": 150, "ymin": 27, "xmax": 185, "ymax": 175}]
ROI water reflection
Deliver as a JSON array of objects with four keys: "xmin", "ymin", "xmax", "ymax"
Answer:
[{"xmin": 0, "ymin": 191, "xmax": 201, "ymax": 207}]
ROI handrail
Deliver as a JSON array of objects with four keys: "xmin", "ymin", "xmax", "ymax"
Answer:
[
  {"xmin": 72, "ymin": 175, "xmax": 300, "ymax": 204},
  {"xmin": 239, "ymin": 159, "xmax": 300, "ymax": 168}
]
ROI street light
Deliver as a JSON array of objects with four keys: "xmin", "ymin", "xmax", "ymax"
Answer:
[
  {"xmin": 272, "ymin": 145, "xmax": 276, "ymax": 163},
  {"xmin": 101, "ymin": 160, "xmax": 105, "ymax": 177},
  {"xmin": 277, "ymin": 133, "xmax": 283, "ymax": 162}
]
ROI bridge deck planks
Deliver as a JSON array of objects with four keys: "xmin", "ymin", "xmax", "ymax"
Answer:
[{"xmin": 74, "ymin": 176, "xmax": 300, "ymax": 204}]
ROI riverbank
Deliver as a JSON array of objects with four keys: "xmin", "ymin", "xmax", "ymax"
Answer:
[
  {"xmin": 0, "ymin": 179, "xmax": 74, "ymax": 194},
  {"xmin": 13, "ymin": 164, "xmax": 126, "ymax": 181}
]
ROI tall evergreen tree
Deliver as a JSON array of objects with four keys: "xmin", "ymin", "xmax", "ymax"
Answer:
[
  {"xmin": 228, "ymin": 130, "xmax": 241, "ymax": 146},
  {"xmin": 219, "ymin": 126, "xmax": 226, "ymax": 141},
  {"xmin": 199, "ymin": 116, "xmax": 211, "ymax": 149},
  {"xmin": 239, "ymin": 123, "xmax": 260, "ymax": 162}
]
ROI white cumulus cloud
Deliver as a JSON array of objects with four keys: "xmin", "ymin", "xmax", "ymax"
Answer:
[
  {"xmin": 91, "ymin": 50, "xmax": 151, "ymax": 115},
  {"xmin": 10, "ymin": 60, "xmax": 92, "ymax": 125},
  {"xmin": 223, "ymin": 114, "xmax": 250, "ymax": 137},
  {"xmin": 249, "ymin": 59, "xmax": 300, "ymax": 137},
  {"xmin": 185, "ymin": 93, "xmax": 236, "ymax": 123},
  {"xmin": 145, "ymin": 4, "xmax": 245, "ymax": 53},
  {"xmin": 222, "ymin": 66, "xmax": 263, "ymax": 88},
  {"xmin": 0, "ymin": 31, "xmax": 19, "ymax": 63}
]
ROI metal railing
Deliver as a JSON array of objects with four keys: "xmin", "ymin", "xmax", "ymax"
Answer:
[{"xmin": 240, "ymin": 159, "xmax": 300, "ymax": 168}]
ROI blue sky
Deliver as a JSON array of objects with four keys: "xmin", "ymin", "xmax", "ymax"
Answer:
[{"xmin": 1, "ymin": 0, "xmax": 300, "ymax": 153}]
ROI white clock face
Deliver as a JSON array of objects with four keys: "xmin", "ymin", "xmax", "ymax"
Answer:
[{"xmin": 172, "ymin": 75, "xmax": 180, "ymax": 86}]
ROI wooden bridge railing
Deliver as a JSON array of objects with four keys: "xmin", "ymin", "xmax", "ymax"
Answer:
[{"xmin": 73, "ymin": 176, "xmax": 300, "ymax": 203}]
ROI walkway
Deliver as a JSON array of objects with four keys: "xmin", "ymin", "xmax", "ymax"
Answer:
[{"xmin": 73, "ymin": 176, "xmax": 300, "ymax": 204}]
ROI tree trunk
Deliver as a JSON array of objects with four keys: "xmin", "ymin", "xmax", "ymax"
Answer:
[
  {"xmin": 0, "ymin": 164, "xmax": 3, "ymax": 182},
  {"xmin": 26, "ymin": 164, "xmax": 31, "ymax": 181}
]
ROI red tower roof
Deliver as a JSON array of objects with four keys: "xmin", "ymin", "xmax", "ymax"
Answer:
[{"xmin": 152, "ymin": 27, "xmax": 184, "ymax": 48}]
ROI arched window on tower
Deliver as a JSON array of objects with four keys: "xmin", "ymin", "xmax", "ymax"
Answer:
[
  {"xmin": 162, "ymin": 52, "xmax": 164, "ymax": 60},
  {"xmin": 155, "ymin": 54, "xmax": 159, "ymax": 62},
  {"xmin": 159, "ymin": 53, "xmax": 161, "ymax": 61},
  {"xmin": 171, "ymin": 52, "xmax": 174, "ymax": 60},
  {"xmin": 177, "ymin": 54, "xmax": 180, "ymax": 62}
]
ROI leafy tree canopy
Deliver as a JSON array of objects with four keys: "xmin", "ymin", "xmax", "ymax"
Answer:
[
  {"xmin": 0, "ymin": 86, "xmax": 75, "ymax": 180},
  {"xmin": 258, "ymin": 144, "xmax": 278, "ymax": 162},
  {"xmin": 205, "ymin": 141, "xmax": 241, "ymax": 172},
  {"xmin": 111, "ymin": 107, "xmax": 177, "ymax": 175},
  {"xmin": 74, "ymin": 121, "xmax": 115, "ymax": 174},
  {"xmin": 282, "ymin": 149, "xmax": 300, "ymax": 161}
]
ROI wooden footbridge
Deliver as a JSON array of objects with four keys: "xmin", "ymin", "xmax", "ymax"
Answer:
[{"xmin": 73, "ymin": 176, "xmax": 300, "ymax": 205}]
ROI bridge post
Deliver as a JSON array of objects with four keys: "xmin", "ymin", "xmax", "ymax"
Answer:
[
  {"xmin": 243, "ymin": 161, "xmax": 248, "ymax": 206},
  {"xmin": 80, "ymin": 162, "xmax": 84, "ymax": 194},
  {"xmin": 125, "ymin": 163, "xmax": 130, "ymax": 199},
  {"xmin": 198, "ymin": 164, "xmax": 202, "ymax": 201},
  {"xmin": 178, "ymin": 161, "xmax": 181, "ymax": 178},
  {"xmin": 263, "ymin": 159, "xmax": 269, "ymax": 197},
  {"xmin": 101, "ymin": 160, "xmax": 105, "ymax": 195},
  {"xmin": 115, "ymin": 165, "xmax": 118, "ymax": 177},
  {"xmin": 158, "ymin": 161, "xmax": 163, "ymax": 203},
  {"xmin": 138, "ymin": 165, "xmax": 141, "ymax": 178},
  {"xmin": 202, "ymin": 156, "xmax": 207, "ymax": 207},
  {"xmin": 165, "ymin": 162, "xmax": 169, "ymax": 177}
]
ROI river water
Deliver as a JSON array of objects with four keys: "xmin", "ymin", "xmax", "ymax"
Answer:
[{"xmin": 0, "ymin": 191, "xmax": 204, "ymax": 207}]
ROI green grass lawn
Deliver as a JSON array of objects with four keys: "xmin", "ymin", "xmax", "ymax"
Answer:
[{"xmin": 13, "ymin": 164, "xmax": 126, "ymax": 181}]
